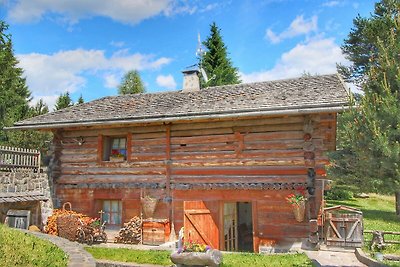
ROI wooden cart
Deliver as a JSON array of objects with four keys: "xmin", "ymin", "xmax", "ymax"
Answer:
[{"xmin": 76, "ymin": 220, "xmax": 107, "ymax": 245}]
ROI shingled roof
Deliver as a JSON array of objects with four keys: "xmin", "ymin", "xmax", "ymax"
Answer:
[{"xmin": 11, "ymin": 74, "xmax": 349, "ymax": 130}]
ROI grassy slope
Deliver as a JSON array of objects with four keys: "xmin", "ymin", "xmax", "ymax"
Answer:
[
  {"xmin": 86, "ymin": 247, "xmax": 312, "ymax": 267},
  {"xmin": 0, "ymin": 224, "xmax": 68, "ymax": 267}
]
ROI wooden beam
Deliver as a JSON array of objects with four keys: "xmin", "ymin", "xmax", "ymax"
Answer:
[
  {"xmin": 166, "ymin": 123, "xmax": 172, "ymax": 225},
  {"xmin": 127, "ymin": 132, "xmax": 132, "ymax": 162}
]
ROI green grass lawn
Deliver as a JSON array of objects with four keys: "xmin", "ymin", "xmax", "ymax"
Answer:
[
  {"xmin": 0, "ymin": 224, "xmax": 68, "ymax": 267},
  {"xmin": 328, "ymin": 194, "xmax": 400, "ymax": 266},
  {"xmin": 86, "ymin": 247, "xmax": 312, "ymax": 267}
]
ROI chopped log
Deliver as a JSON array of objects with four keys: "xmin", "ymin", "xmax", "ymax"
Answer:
[{"xmin": 114, "ymin": 216, "xmax": 142, "ymax": 244}]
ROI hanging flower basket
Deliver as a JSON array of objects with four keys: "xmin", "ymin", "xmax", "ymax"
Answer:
[
  {"xmin": 141, "ymin": 196, "xmax": 158, "ymax": 218},
  {"xmin": 286, "ymin": 187, "xmax": 307, "ymax": 222},
  {"xmin": 292, "ymin": 200, "xmax": 306, "ymax": 222}
]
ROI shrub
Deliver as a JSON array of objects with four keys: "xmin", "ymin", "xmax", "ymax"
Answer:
[{"xmin": 325, "ymin": 185, "xmax": 354, "ymax": 200}]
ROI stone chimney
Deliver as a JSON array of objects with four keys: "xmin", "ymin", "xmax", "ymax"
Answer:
[{"xmin": 182, "ymin": 69, "xmax": 200, "ymax": 92}]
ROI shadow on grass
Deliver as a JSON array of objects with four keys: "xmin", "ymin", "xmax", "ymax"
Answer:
[
  {"xmin": 327, "ymin": 200, "xmax": 363, "ymax": 209},
  {"xmin": 361, "ymin": 209, "xmax": 400, "ymax": 225}
]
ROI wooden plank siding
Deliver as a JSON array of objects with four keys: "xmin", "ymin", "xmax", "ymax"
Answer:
[{"xmin": 53, "ymin": 113, "xmax": 336, "ymax": 248}]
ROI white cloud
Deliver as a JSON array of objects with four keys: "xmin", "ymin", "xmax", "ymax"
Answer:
[
  {"xmin": 322, "ymin": 1, "xmax": 341, "ymax": 7},
  {"xmin": 156, "ymin": 74, "xmax": 177, "ymax": 90},
  {"xmin": 241, "ymin": 37, "xmax": 348, "ymax": 83},
  {"xmin": 17, "ymin": 48, "xmax": 172, "ymax": 108},
  {"xmin": 163, "ymin": 0, "xmax": 197, "ymax": 16},
  {"xmin": 266, "ymin": 15, "xmax": 318, "ymax": 44},
  {"xmin": 104, "ymin": 73, "xmax": 120, "ymax": 89},
  {"xmin": 6, "ymin": 0, "xmax": 170, "ymax": 24},
  {"xmin": 110, "ymin": 41, "xmax": 125, "ymax": 48}
]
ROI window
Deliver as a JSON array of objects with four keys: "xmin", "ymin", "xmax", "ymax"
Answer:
[
  {"xmin": 103, "ymin": 136, "xmax": 127, "ymax": 161},
  {"xmin": 102, "ymin": 200, "xmax": 122, "ymax": 225}
]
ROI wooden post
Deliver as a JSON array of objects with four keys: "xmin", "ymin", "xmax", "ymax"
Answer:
[
  {"xmin": 165, "ymin": 123, "xmax": 172, "ymax": 226},
  {"xmin": 97, "ymin": 134, "xmax": 103, "ymax": 163},
  {"xmin": 126, "ymin": 132, "xmax": 132, "ymax": 162}
]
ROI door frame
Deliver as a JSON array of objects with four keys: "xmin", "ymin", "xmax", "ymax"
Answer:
[{"xmin": 219, "ymin": 200, "xmax": 256, "ymax": 252}]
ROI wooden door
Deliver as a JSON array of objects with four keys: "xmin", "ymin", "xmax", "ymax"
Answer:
[
  {"xmin": 223, "ymin": 202, "xmax": 238, "ymax": 251},
  {"xmin": 325, "ymin": 213, "xmax": 363, "ymax": 247},
  {"xmin": 184, "ymin": 201, "xmax": 219, "ymax": 249}
]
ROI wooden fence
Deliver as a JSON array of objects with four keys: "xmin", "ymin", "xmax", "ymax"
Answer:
[
  {"xmin": 364, "ymin": 230, "xmax": 400, "ymax": 245},
  {"xmin": 0, "ymin": 146, "xmax": 41, "ymax": 172}
]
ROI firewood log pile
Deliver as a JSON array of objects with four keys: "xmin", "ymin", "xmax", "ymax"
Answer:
[
  {"xmin": 114, "ymin": 216, "xmax": 142, "ymax": 244},
  {"xmin": 44, "ymin": 208, "xmax": 91, "ymax": 241}
]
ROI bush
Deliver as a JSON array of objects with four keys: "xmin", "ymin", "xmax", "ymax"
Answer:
[{"xmin": 325, "ymin": 185, "xmax": 354, "ymax": 200}]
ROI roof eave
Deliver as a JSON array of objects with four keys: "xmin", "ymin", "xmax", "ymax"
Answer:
[{"xmin": 6, "ymin": 104, "xmax": 350, "ymax": 131}]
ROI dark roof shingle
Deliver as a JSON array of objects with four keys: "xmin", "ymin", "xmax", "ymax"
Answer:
[{"xmin": 12, "ymin": 74, "xmax": 349, "ymax": 129}]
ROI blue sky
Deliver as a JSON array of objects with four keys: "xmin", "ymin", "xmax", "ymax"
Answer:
[{"xmin": 1, "ymin": 0, "xmax": 376, "ymax": 109}]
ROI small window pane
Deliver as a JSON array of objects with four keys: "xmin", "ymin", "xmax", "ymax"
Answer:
[
  {"xmin": 103, "ymin": 213, "xmax": 110, "ymax": 223},
  {"xmin": 112, "ymin": 138, "xmax": 120, "ymax": 148},
  {"xmin": 102, "ymin": 200, "xmax": 122, "ymax": 225},
  {"xmin": 111, "ymin": 201, "xmax": 119, "ymax": 212},
  {"xmin": 119, "ymin": 138, "xmax": 126, "ymax": 148},
  {"xmin": 103, "ymin": 201, "xmax": 110, "ymax": 212}
]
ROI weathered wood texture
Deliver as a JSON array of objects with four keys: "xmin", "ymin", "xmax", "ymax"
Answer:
[
  {"xmin": 57, "ymin": 115, "xmax": 334, "ymax": 183},
  {"xmin": 53, "ymin": 113, "xmax": 337, "ymax": 246}
]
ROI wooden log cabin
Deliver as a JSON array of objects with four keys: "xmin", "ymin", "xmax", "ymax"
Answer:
[{"xmin": 10, "ymin": 73, "xmax": 349, "ymax": 252}]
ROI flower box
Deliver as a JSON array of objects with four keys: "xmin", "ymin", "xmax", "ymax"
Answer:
[{"xmin": 109, "ymin": 157, "xmax": 124, "ymax": 162}]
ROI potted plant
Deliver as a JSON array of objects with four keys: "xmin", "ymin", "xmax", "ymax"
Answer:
[
  {"xmin": 171, "ymin": 232, "xmax": 222, "ymax": 267},
  {"xmin": 109, "ymin": 150, "xmax": 125, "ymax": 162},
  {"xmin": 286, "ymin": 187, "xmax": 307, "ymax": 222}
]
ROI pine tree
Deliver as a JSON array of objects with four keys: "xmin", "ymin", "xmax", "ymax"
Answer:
[
  {"xmin": 7, "ymin": 98, "xmax": 52, "ymax": 152},
  {"xmin": 54, "ymin": 92, "xmax": 73, "ymax": 111},
  {"xmin": 30, "ymin": 99, "xmax": 49, "ymax": 116},
  {"xmin": 0, "ymin": 21, "xmax": 31, "ymax": 144},
  {"xmin": 200, "ymin": 22, "xmax": 241, "ymax": 88},
  {"xmin": 337, "ymin": 0, "xmax": 399, "ymax": 86},
  {"xmin": 118, "ymin": 70, "xmax": 145, "ymax": 95},
  {"xmin": 335, "ymin": 9, "xmax": 400, "ymax": 215},
  {"xmin": 77, "ymin": 94, "xmax": 84, "ymax": 104}
]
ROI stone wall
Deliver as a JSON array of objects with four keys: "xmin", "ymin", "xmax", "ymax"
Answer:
[
  {"xmin": 0, "ymin": 171, "xmax": 47, "ymax": 193},
  {"xmin": 0, "ymin": 170, "xmax": 53, "ymax": 228}
]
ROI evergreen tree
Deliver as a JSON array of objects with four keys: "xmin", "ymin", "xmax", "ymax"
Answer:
[
  {"xmin": 332, "ymin": 6, "xmax": 400, "ymax": 214},
  {"xmin": 30, "ymin": 99, "xmax": 49, "ymax": 116},
  {"xmin": 77, "ymin": 94, "xmax": 84, "ymax": 104},
  {"xmin": 200, "ymin": 22, "xmax": 241, "ymax": 88},
  {"xmin": 54, "ymin": 92, "xmax": 73, "ymax": 111},
  {"xmin": 7, "ymin": 98, "xmax": 52, "ymax": 153},
  {"xmin": 118, "ymin": 70, "xmax": 145, "ymax": 95},
  {"xmin": 337, "ymin": 0, "xmax": 400, "ymax": 86},
  {"xmin": 0, "ymin": 21, "xmax": 31, "ymax": 144}
]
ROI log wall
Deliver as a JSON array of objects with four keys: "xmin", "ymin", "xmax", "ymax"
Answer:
[{"xmin": 53, "ymin": 113, "xmax": 337, "ymax": 246}]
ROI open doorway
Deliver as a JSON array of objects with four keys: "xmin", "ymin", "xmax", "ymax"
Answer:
[{"xmin": 223, "ymin": 202, "xmax": 253, "ymax": 252}]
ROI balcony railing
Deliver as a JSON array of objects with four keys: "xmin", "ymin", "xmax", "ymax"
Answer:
[{"xmin": 0, "ymin": 146, "xmax": 41, "ymax": 173}]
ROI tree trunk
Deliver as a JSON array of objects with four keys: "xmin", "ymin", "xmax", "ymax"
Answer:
[{"xmin": 396, "ymin": 191, "xmax": 400, "ymax": 216}]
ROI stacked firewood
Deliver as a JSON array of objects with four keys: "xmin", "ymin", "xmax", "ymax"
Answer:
[
  {"xmin": 114, "ymin": 216, "xmax": 142, "ymax": 244},
  {"xmin": 45, "ymin": 208, "xmax": 90, "ymax": 239}
]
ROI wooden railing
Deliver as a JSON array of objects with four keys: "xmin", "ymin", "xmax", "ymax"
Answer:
[
  {"xmin": 0, "ymin": 146, "xmax": 41, "ymax": 172},
  {"xmin": 364, "ymin": 230, "xmax": 400, "ymax": 245}
]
